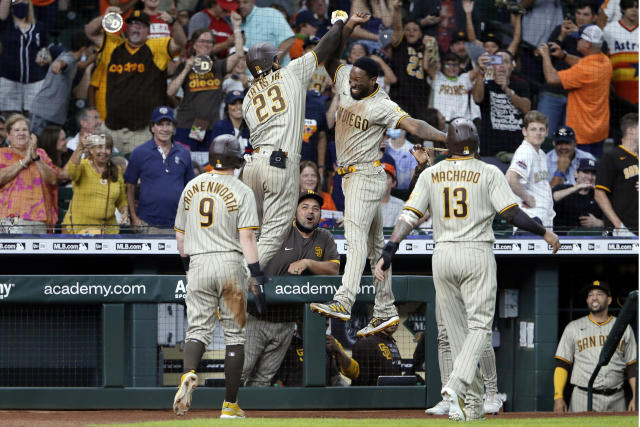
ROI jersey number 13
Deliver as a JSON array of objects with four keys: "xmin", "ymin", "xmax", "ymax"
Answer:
[{"xmin": 443, "ymin": 187, "xmax": 468, "ymax": 218}]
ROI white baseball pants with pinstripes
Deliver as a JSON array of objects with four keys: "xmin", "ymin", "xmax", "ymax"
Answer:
[
  {"xmin": 185, "ymin": 252, "xmax": 248, "ymax": 347},
  {"xmin": 432, "ymin": 241, "xmax": 496, "ymax": 404},
  {"xmin": 241, "ymin": 153, "xmax": 300, "ymax": 267},
  {"xmin": 436, "ymin": 303, "xmax": 499, "ymax": 394},
  {"xmin": 333, "ymin": 169, "xmax": 398, "ymax": 318},
  {"xmin": 569, "ymin": 387, "xmax": 626, "ymax": 412}
]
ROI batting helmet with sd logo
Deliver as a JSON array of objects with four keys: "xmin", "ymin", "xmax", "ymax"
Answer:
[
  {"xmin": 209, "ymin": 134, "xmax": 244, "ymax": 169},
  {"xmin": 445, "ymin": 118, "xmax": 479, "ymax": 156},
  {"xmin": 246, "ymin": 42, "xmax": 278, "ymax": 79}
]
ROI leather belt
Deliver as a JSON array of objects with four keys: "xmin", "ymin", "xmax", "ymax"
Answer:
[
  {"xmin": 253, "ymin": 147, "xmax": 288, "ymax": 157},
  {"xmin": 336, "ymin": 160, "xmax": 381, "ymax": 176},
  {"xmin": 577, "ymin": 386, "xmax": 623, "ymax": 396}
]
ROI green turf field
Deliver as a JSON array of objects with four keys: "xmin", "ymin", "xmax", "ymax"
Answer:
[{"xmin": 97, "ymin": 416, "xmax": 638, "ymax": 427}]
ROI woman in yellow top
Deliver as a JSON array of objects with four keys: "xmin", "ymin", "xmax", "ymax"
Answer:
[{"xmin": 62, "ymin": 133, "xmax": 128, "ymax": 234}]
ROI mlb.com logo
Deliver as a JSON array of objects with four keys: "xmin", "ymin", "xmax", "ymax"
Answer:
[
  {"xmin": 175, "ymin": 280, "xmax": 188, "ymax": 299},
  {"xmin": 0, "ymin": 283, "xmax": 15, "ymax": 300}
]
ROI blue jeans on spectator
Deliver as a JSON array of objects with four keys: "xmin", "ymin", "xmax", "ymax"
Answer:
[
  {"xmin": 537, "ymin": 92, "xmax": 566, "ymax": 137},
  {"xmin": 579, "ymin": 142, "xmax": 604, "ymax": 158}
]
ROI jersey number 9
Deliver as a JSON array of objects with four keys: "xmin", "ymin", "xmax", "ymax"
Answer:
[{"xmin": 199, "ymin": 197, "xmax": 215, "ymax": 228}]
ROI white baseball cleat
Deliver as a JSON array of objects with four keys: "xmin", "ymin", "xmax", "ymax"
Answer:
[
  {"xmin": 425, "ymin": 399, "xmax": 450, "ymax": 415},
  {"xmin": 483, "ymin": 392, "xmax": 506, "ymax": 414},
  {"xmin": 441, "ymin": 386, "xmax": 466, "ymax": 421},
  {"xmin": 173, "ymin": 371, "xmax": 198, "ymax": 416}
]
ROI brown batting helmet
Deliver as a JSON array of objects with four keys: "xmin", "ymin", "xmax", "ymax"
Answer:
[
  {"xmin": 246, "ymin": 42, "xmax": 278, "ymax": 78},
  {"xmin": 445, "ymin": 118, "xmax": 479, "ymax": 156},
  {"xmin": 209, "ymin": 134, "xmax": 244, "ymax": 169}
]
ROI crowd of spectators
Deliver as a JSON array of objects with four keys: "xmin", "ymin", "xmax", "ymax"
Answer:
[{"xmin": 0, "ymin": 0, "xmax": 636, "ymax": 235}]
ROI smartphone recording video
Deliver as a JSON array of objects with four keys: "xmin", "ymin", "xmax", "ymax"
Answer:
[{"xmin": 488, "ymin": 55, "xmax": 503, "ymax": 65}]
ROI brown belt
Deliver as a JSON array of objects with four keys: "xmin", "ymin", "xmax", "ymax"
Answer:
[
  {"xmin": 336, "ymin": 160, "xmax": 381, "ymax": 176},
  {"xmin": 577, "ymin": 386, "xmax": 623, "ymax": 396}
]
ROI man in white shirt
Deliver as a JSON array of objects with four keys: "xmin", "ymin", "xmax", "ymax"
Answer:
[
  {"xmin": 67, "ymin": 107, "xmax": 102, "ymax": 151},
  {"xmin": 506, "ymin": 110, "xmax": 556, "ymax": 231}
]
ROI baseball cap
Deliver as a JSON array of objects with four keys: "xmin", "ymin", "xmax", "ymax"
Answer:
[
  {"xmin": 125, "ymin": 10, "xmax": 151, "ymax": 26},
  {"xmin": 585, "ymin": 280, "xmax": 611, "ymax": 296},
  {"xmin": 577, "ymin": 158, "xmax": 598, "ymax": 172},
  {"xmin": 298, "ymin": 190, "xmax": 324, "ymax": 206},
  {"xmin": 378, "ymin": 29, "xmax": 393, "ymax": 48},
  {"xmin": 151, "ymin": 106, "xmax": 175, "ymax": 123},
  {"xmin": 452, "ymin": 30, "xmax": 468, "ymax": 44},
  {"xmin": 554, "ymin": 126, "xmax": 576, "ymax": 143},
  {"xmin": 294, "ymin": 10, "xmax": 320, "ymax": 28},
  {"xmin": 225, "ymin": 90, "xmax": 244, "ymax": 104},
  {"xmin": 217, "ymin": 0, "xmax": 238, "ymax": 11},
  {"xmin": 482, "ymin": 32, "xmax": 502, "ymax": 47},
  {"xmin": 303, "ymin": 36, "xmax": 320, "ymax": 49},
  {"xmin": 571, "ymin": 24, "xmax": 603, "ymax": 44},
  {"xmin": 382, "ymin": 162, "xmax": 396, "ymax": 180}
]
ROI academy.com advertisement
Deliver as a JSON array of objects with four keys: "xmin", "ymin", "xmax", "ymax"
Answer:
[{"xmin": 0, "ymin": 275, "xmax": 421, "ymax": 304}]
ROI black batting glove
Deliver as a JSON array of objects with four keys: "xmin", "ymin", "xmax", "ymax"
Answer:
[
  {"xmin": 248, "ymin": 262, "xmax": 270, "ymax": 315},
  {"xmin": 379, "ymin": 241, "xmax": 399, "ymax": 271}
]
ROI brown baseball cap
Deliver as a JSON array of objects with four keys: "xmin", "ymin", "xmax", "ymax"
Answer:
[
  {"xmin": 217, "ymin": 0, "xmax": 238, "ymax": 11},
  {"xmin": 298, "ymin": 190, "xmax": 323, "ymax": 206}
]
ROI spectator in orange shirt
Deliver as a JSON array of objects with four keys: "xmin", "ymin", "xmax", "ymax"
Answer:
[
  {"xmin": 538, "ymin": 24, "xmax": 613, "ymax": 157},
  {"xmin": 289, "ymin": 10, "xmax": 320, "ymax": 60}
]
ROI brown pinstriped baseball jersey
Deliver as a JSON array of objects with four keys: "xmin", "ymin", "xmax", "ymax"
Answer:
[
  {"xmin": 174, "ymin": 171, "xmax": 259, "ymax": 255},
  {"xmin": 404, "ymin": 157, "xmax": 518, "ymax": 242},
  {"xmin": 243, "ymin": 51, "xmax": 318, "ymax": 155}
]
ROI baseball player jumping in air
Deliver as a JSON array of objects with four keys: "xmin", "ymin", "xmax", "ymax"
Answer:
[
  {"xmin": 173, "ymin": 135, "xmax": 268, "ymax": 419},
  {"xmin": 309, "ymin": 12, "xmax": 448, "ymax": 338},
  {"xmin": 374, "ymin": 119, "xmax": 560, "ymax": 421},
  {"xmin": 241, "ymin": 10, "xmax": 350, "ymax": 268}
]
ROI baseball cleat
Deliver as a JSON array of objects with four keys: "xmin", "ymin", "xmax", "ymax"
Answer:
[
  {"xmin": 483, "ymin": 392, "xmax": 506, "ymax": 414},
  {"xmin": 309, "ymin": 300, "xmax": 351, "ymax": 321},
  {"xmin": 441, "ymin": 386, "xmax": 466, "ymax": 421},
  {"xmin": 425, "ymin": 399, "xmax": 450, "ymax": 415},
  {"xmin": 356, "ymin": 316, "xmax": 399, "ymax": 337},
  {"xmin": 220, "ymin": 400, "xmax": 246, "ymax": 418},
  {"xmin": 173, "ymin": 371, "xmax": 198, "ymax": 416}
]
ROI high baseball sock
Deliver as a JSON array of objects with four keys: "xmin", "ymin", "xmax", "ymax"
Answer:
[
  {"xmin": 224, "ymin": 344, "xmax": 245, "ymax": 403},
  {"xmin": 184, "ymin": 339, "xmax": 205, "ymax": 373}
]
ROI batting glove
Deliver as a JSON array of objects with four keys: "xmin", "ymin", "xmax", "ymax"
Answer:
[
  {"xmin": 331, "ymin": 10, "xmax": 348, "ymax": 25},
  {"xmin": 379, "ymin": 241, "xmax": 399, "ymax": 271}
]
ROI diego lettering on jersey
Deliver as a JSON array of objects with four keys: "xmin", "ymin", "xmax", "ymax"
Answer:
[
  {"xmin": 431, "ymin": 170, "xmax": 481, "ymax": 183},
  {"xmin": 188, "ymin": 72, "xmax": 221, "ymax": 92},
  {"xmin": 336, "ymin": 106, "xmax": 370, "ymax": 131},
  {"xmin": 183, "ymin": 180, "xmax": 239, "ymax": 212}
]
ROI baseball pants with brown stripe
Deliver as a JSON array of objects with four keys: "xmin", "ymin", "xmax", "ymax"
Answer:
[
  {"xmin": 435, "ymin": 304, "xmax": 498, "ymax": 394},
  {"xmin": 432, "ymin": 241, "xmax": 497, "ymax": 405},
  {"xmin": 241, "ymin": 151, "xmax": 300, "ymax": 267},
  {"xmin": 333, "ymin": 168, "xmax": 397, "ymax": 318},
  {"xmin": 185, "ymin": 252, "xmax": 248, "ymax": 347},
  {"xmin": 241, "ymin": 314, "xmax": 296, "ymax": 387}
]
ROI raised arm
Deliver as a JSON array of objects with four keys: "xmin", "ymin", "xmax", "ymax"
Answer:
[
  {"xmin": 323, "ymin": 13, "xmax": 371, "ymax": 80},
  {"xmin": 507, "ymin": 13, "xmax": 522, "ymax": 57},
  {"xmin": 224, "ymin": 12, "xmax": 245, "ymax": 74},
  {"xmin": 391, "ymin": 0, "xmax": 403, "ymax": 45},
  {"xmin": 463, "ymin": 0, "xmax": 477, "ymax": 43}
]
